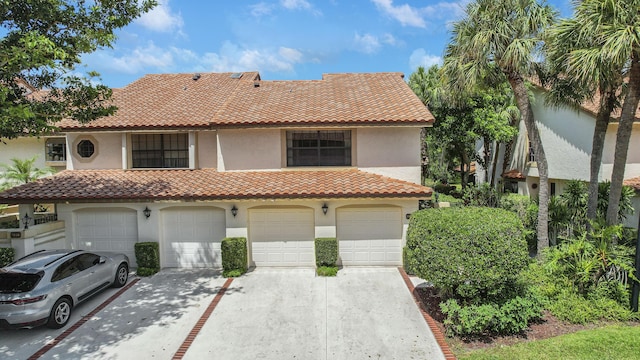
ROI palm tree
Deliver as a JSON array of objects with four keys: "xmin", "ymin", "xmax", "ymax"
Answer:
[
  {"xmin": 443, "ymin": 0, "xmax": 556, "ymax": 255},
  {"xmin": 545, "ymin": 0, "xmax": 640, "ymax": 226},
  {"xmin": 1, "ymin": 156, "xmax": 53, "ymax": 188},
  {"xmin": 409, "ymin": 66, "xmax": 447, "ymax": 185}
]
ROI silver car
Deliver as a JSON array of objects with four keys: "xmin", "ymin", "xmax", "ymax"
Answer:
[{"xmin": 0, "ymin": 249, "xmax": 129, "ymax": 329}]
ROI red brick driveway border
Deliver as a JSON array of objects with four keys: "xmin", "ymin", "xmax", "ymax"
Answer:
[
  {"xmin": 172, "ymin": 277, "xmax": 234, "ymax": 360},
  {"xmin": 398, "ymin": 267, "xmax": 456, "ymax": 360},
  {"xmin": 27, "ymin": 277, "xmax": 141, "ymax": 360}
]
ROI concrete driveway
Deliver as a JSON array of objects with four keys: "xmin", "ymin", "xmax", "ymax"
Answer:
[
  {"xmin": 183, "ymin": 267, "xmax": 445, "ymax": 360},
  {"xmin": 1, "ymin": 268, "xmax": 445, "ymax": 360}
]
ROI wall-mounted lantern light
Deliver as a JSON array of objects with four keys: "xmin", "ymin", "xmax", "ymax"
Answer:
[
  {"xmin": 231, "ymin": 205, "xmax": 238, "ymax": 218},
  {"xmin": 143, "ymin": 206, "xmax": 152, "ymax": 219},
  {"xmin": 22, "ymin": 213, "xmax": 32, "ymax": 230},
  {"xmin": 322, "ymin": 203, "xmax": 328, "ymax": 215}
]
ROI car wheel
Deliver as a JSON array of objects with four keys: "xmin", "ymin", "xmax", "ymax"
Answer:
[
  {"xmin": 113, "ymin": 263, "xmax": 128, "ymax": 288},
  {"xmin": 47, "ymin": 297, "xmax": 72, "ymax": 329}
]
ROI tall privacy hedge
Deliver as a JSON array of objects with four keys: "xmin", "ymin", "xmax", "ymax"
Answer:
[{"xmin": 406, "ymin": 207, "xmax": 528, "ymax": 303}]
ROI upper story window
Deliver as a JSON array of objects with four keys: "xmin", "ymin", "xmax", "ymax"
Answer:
[
  {"xmin": 286, "ymin": 130, "xmax": 351, "ymax": 167},
  {"xmin": 132, "ymin": 133, "xmax": 188, "ymax": 168},
  {"xmin": 528, "ymin": 141, "xmax": 536, "ymax": 162},
  {"xmin": 77, "ymin": 140, "xmax": 95, "ymax": 158},
  {"xmin": 45, "ymin": 138, "xmax": 66, "ymax": 162}
]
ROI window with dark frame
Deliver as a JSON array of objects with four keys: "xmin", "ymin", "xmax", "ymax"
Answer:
[
  {"xmin": 286, "ymin": 130, "xmax": 351, "ymax": 167},
  {"xmin": 46, "ymin": 138, "xmax": 66, "ymax": 161},
  {"xmin": 528, "ymin": 140, "xmax": 536, "ymax": 162},
  {"xmin": 77, "ymin": 140, "xmax": 95, "ymax": 158},
  {"xmin": 132, "ymin": 134, "xmax": 189, "ymax": 168}
]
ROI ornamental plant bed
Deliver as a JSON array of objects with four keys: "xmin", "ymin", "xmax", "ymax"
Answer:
[{"xmin": 414, "ymin": 285, "xmax": 604, "ymax": 352}]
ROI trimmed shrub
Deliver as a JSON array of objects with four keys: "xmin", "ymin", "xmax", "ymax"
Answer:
[
  {"xmin": 440, "ymin": 295, "xmax": 543, "ymax": 337},
  {"xmin": 317, "ymin": 266, "xmax": 338, "ymax": 276},
  {"xmin": 406, "ymin": 207, "xmax": 528, "ymax": 303},
  {"xmin": 134, "ymin": 242, "xmax": 160, "ymax": 276},
  {"xmin": 221, "ymin": 237, "xmax": 247, "ymax": 277},
  {"xmin": 0, "ymin": 247, "xmax": 15, "ymax": 267},
  {"xmin": 315, "ymin": 237, "xmax": 338, "ymax": 267},
  {"xmin": 403, "ymin": 246, "xmax": 417, "ymax": 275}
]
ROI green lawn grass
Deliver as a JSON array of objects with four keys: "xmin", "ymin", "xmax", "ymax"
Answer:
[{"xmin": 457, "ymin": 325, "xmax": 640, "ymax": 360}]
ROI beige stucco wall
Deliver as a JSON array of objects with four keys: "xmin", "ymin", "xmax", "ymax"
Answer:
[
  {"xmin": 0, "ymin": 137, "xmax": 46, "ymax": 168},
  {"xmin": 217, "ymin": 129, "xmax": 282, "ymax": 171},
  {"xmin": 531, "ymin": 90, "xmax": 594, "ymax": 181},
  {"xmin": 197, "ymin": 131, "xmax": 217, "ymax": 169},
  {"xmin": 67, "ymin": 133, "xmax": 122, "ymax": 170},
  {"xmin": 601, "ymin": 123, "xmax": 640, "ymax": 180},
  {"xmin": 356, "ymin": 127, "xmax": 421, "ymax": 184}
]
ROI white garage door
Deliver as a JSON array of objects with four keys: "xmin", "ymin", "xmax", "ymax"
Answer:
[
  {"xmin": 249, "ymin": 208, "xmax": 315, "ymax": 267},
  {"xmin": 337, "ymin": 207, "xmax": 403, "ymax": 266},
  {"xmin": 162, "ymin": 207, "xmax": 226, "ymax": 268},
  {"xmin": 76, "ymin": 209, "xmax": 138, "ymax": 267}
]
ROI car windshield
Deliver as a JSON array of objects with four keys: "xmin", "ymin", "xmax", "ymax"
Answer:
[{"xmin": 0, "ymin": 272, "xmax": 43, "ymax": 293}]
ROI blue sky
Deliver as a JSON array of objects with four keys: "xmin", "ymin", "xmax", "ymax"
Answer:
[{"xmin": 81, "ymin": 0, "xmax": 573, "ymax": 88}]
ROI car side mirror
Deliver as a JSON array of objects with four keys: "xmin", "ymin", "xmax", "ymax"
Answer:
[{"xmin": 99, "ymin": 256, "xmax": 107, "ymax": 264}]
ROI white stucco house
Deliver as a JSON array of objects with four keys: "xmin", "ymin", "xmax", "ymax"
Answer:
[
  {"xmin": 477, "ymin": 85, "xmax": 640, "ymax": 228},
  {"xmin": 0, "ymin": 72, "xmax": 434, "ymax": 267}
]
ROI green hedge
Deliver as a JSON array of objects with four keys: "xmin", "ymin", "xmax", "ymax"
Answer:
[
  {"xmin": 403, "ymin": 246, "xmax": 417, "ymax": 275},
  {"xmin": 134, "ymin": 242, "xmax": 160, "ymax": 276},
  {"xmin": 0, "ymin": 248, "xmax": 15, "ymax": 267},
  {"xmin": 315, "ymin": 237, "xmax": 337, "ymax": 267},
  {"xmin": 221, "ymin": 237, "xmax": 247, "ymax": 277},
  {"xmin": 406, "ymin": 207, "xmax": 528, "ymax": 303}
]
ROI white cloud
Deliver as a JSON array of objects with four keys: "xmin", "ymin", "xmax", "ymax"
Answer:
[
  {"xmin": 136, "ymin": 0, "xmax": 183, "ymax": 33},
  {"xmin": 280, "ymin": 0, "xmax": 322, "ymax": 15},
  {"xmin": 250, "ymin": 2, "xmax": 274, "ymax": 17},
  {"xmin": 93, "ymin": 42, "xmax": 175, "ymax": 74},
  {"xmin": 279, "ymin": 47, "xmax": 303, "ymax": 63},
  {"xmin": 353, "ymin": 33, "xmax": 381, "ymax": 54},
  {"xmin": 197, "ymin": 42, "xmax": 305, "ymax": 74},
  {"xmin": 409, "ymin": 48, "xmax": 442, "ymax": 70},
  {"xmin": 281, "ymin": 0, "xmax": 311, "ymax": 10},
  {"xmin": 381, "ymin": 33, "xmax": 398, "ymax": 46},
  {"xmin": 371, "ymin": 0, "xmax": 426, "ymax": 28}
]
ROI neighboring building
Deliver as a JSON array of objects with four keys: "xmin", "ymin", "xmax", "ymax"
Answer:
[
  {"xmin": 0, "ymin": 72, "xmax": 434, "ymax": 267},
  {"xmin": 477, "ymin": 85, "xmax": 640, "ymax": 228}
]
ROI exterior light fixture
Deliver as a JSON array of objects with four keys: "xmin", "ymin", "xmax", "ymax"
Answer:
[
  {"xmin": 231, "ymin": 205, "xmax": 238, "ymax": 218},
  {"xmin": 322, "ymin": 203, "xmax": 328, "ymax": 215},
  {"xmin": 22, "ymin": 213, "xmax": 32, "ymax": 230},
  {"xmin": 143, "ymin": 206, "xmax": 151, "ymax": 219}
]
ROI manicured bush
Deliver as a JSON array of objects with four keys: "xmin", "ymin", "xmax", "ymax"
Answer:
[
  {"xmin": 315, "ymin": 237, "xmax": 338, "ymax": 267},
  {"xmin": 406, "ymin": 207, "xmax": 528, "ymax": 303},
  {"xmin": 221, "ymin": 237, "xmax": 247, "ymax": 277},
  {"xmin": 0, "ymin": 247, "xmax": 15, "ymax": 267},
  {"xmin": 316, "ymin": 266, "xmax": 338, "ymax": 277},
  {"xmin": 403, "ymin": 246, "xmax": 417, "ymax": 275},
  {"xmin": 134, "ymin": 242, "xmax": 160, "ymax": 276},
  {"xmin": 440, "ymin": 295, "xmax": 543, "ymax": 337}
]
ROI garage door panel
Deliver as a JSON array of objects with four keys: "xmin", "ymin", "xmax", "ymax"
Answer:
[
  {"xmin": 76, "ymin": 209, "xmax": 138, "ymax": 267},
  {"xmin": 337, "ymin": 207, "xmax": 403, "ymax": 266},
  {"xmin": 249, "ymin": 209, "xmax": 314, "ymax": 267},
  {"xmin": 162, "ymin": 208, "xmax": 225, "ymax": 268}
]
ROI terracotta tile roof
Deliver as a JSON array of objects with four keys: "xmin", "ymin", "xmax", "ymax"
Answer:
[
  {"xmin": 624, "ymin": 176, "xmax": 640, "ymax": 192},
  {"xmin": 58, "ymin": 72, "xmax": 434, "ymax": 131},
  {"xmin": 212, "ymin": 73, "xmax": 434, "ymax": 127},
  {"xmin": 58, "ymin": 72, "xmax": 261, "ymax": 130},
  {"xmin": 0, "ymin": 169, "xmax": 432, "ymax": 203},
  {"xmin": 502, "ymin": 169, "xmax": 526, "ymax": 180}
]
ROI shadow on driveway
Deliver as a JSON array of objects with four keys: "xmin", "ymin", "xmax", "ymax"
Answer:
[{"xmin": 40, "ymin": 269, "xmax": 239, "ymax": 360}]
